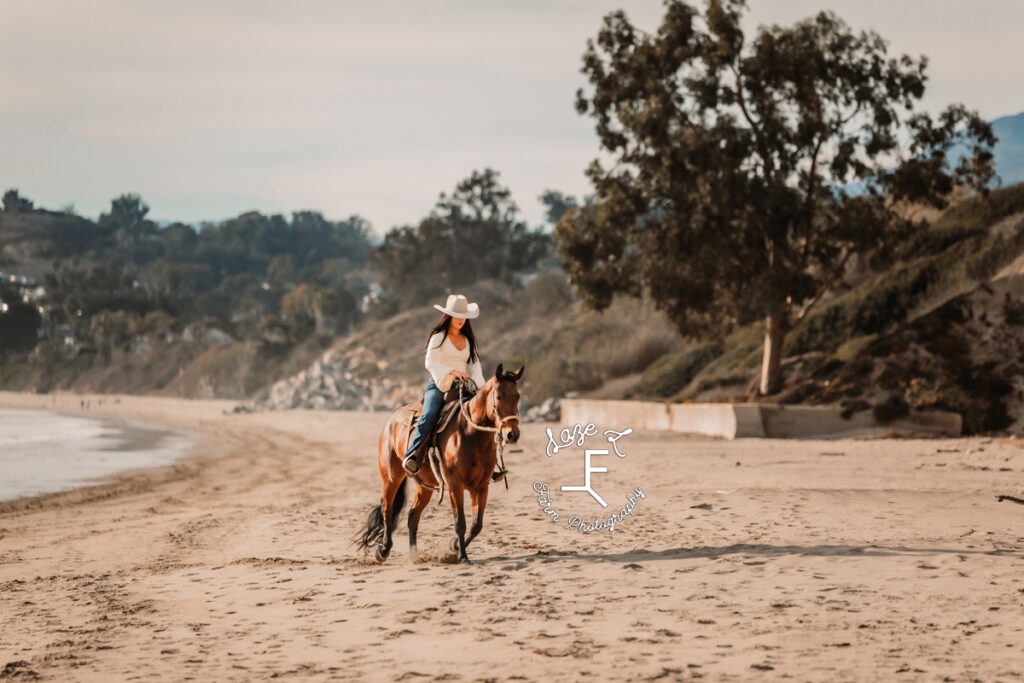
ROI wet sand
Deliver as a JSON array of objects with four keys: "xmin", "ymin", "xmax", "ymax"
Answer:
[{"xmin": 0, "ymin": 391, "xmax": 1022, "ymax": 681}]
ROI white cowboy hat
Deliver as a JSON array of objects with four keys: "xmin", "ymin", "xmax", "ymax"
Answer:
[{"xmin": 434, "ymin": 294, "xmax": 479, "ymax": 319}]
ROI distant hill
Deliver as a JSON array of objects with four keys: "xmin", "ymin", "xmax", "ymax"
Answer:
[
  {"xmin": 992, "ymin": 111, "xmax": 1024, "ymax": 185},
  {"xmin": 840, "ymin": 109, "xmax": 1024, "ymax": 197}
]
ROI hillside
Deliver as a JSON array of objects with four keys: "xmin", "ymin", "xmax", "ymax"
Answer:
[
  {"xmin": 624, "ymin": 183, "xmax": 1024, "ymax": 433},
  {"xmin": 7, "ymin": 177, "xmax": 1024, "ymax": 436},
  {"xmin": 0, "ymin": 234, "xmax": 686, "ymax": 408},
  {"xmin": 0, "ymin": 197, "xmax": 377, "ymax": 398},
  {"xmin": 0, "ymin": 171, "xmax": 562, "ymax": 399},
  {"xmin": 241, "ymin": 270, "xmax": 688, "ymax": 412},
  {"xmin": 794, "ymin": 269, "xmax": 1024, "ymax": 434},
  {"xmin": 226, "ymin": 181, "xmax": 1024, "ymax": 436}
]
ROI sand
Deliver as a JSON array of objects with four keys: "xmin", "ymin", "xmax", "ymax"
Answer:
[{"xmin": 0, "ymin": 391, "xmax": 1022, "ymax": 681}]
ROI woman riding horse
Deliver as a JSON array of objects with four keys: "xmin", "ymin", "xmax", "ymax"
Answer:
[
  {"xmin": 401, "ymin": 293, "xmax": 486, "ymax": 475},
  {"xmin": 357, "ymin": 293, "xmax": 524, "ymax": 563}
]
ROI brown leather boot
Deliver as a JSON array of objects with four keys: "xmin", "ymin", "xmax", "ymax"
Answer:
[
  {"xmin": 402, "ymin": 450, "xmax": 421, "ymax": 475},
  {"xmin": 402, "ymin": 436, "xmax": 431, "ymax": 475}
]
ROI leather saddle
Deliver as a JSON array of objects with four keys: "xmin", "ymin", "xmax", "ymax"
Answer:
[
  {"xmin": 405, "ymin": 378, "xmax": 478, "ymax": 453},
  {"xmin": 404, "ymin": 378, "xmax": 507, "ymax": 488}
]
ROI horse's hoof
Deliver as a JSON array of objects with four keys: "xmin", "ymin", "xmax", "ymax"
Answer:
[
  {"xmin": 375, "ymin": 545, "xmax": 390, "ymax": 562},
  {"xmin": 459, "ymin": 555, "xmax": 472, "ymax": 564}
]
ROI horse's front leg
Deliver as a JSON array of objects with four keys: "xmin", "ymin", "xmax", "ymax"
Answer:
[
  {"xmin": 450, "ymin": 484, "xmax": 489, "ymax": 552},
  {"xmin": 448, "ymin": 484, "xmax": 469, "ymax": 563},
  {"xmin": 464, "ymin": 485, "xmax": 488, "ymax": 550}
]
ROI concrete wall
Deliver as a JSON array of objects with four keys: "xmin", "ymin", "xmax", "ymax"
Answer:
[
  {"xmin": 667, "ymin": 403, "xmax": 757, "ymax": 439},
  {"xmin": 559, "ymin": 399, "xmax": 961, "ymax": 439}
]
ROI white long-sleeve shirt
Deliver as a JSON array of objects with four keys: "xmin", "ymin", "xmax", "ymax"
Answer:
[{"xmin": 425, "ymin": 331, "xmax": 485, "ymax": 392}]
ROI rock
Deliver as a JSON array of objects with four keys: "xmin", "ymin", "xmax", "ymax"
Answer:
[
  {"xmin": 240, "ymin": 351, "xmax": 416, "ymax": 413},
  {"xmin": 524, "ymin": 396, "xmax": 561, "ymax": 422}
]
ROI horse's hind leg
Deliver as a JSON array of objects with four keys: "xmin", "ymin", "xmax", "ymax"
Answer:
[{"xmin": 407, "ymin": 483, "xmax": 433, "ymax": 561}]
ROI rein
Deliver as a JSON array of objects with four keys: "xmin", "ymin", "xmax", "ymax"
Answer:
[
  {"xmin": 420, "ymin": 379, "xmax": 519, "ymax": 504},
  {"xmin": 458, "ymin": 380, "xmax": 518, "ymax": 491}
]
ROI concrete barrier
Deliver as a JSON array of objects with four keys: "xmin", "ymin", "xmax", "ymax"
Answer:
[
  {"xmin": 758, "ymin": 404, "xmax": 877, "ymax": 438},
  {"xmin": 560, "ymin": 398, "xmax": 673, "ymax": 433},
  {"xmin": 667, "ymin": 403, "xmax": 757, "ymax": 439},
  {"xmin": 558, "ymin": 399, "xmax": 961, "ymax": 439}
]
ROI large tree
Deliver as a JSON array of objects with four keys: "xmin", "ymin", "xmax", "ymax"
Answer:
[
  {"xmin": 556, "ymin": 0, "xmax": 996, "ymax": 394},
  {"xmin": 369, "ymin": 169, "xmax": 551, "ymax": 308},
  {"xmin": 2, "ymin": 189, "xmax": 34, "ymax": 214},
  {"xmin": 99, "ymin": 194, "xmax": 159, "ymax": 266}
]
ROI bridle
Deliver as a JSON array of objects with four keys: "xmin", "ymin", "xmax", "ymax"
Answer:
[
  {"xmin": 423, "ymin": 379, "xmax": 519, "ymax": 503},
  {"xmin": 458, "ymin": 378, "xmax": 519, "ymax": 489},
  {"xmin": 458, "ymin": 377, "xmax": 520, "ymax": 434}
]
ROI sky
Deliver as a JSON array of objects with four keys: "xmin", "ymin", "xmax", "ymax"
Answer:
[{"xmin": 1, "ymin": 0, "xmax": 1021, "ymax": 236}]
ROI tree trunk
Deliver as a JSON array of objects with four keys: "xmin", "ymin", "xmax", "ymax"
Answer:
[{"xmin": 759, "ymin": 306, "xmax": 789, "ymax": 396}]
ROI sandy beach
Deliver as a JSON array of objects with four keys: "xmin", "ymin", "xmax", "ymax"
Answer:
[{"xmin": 1, "ymin": 391, "xmax": 1022, "ymax": 681}]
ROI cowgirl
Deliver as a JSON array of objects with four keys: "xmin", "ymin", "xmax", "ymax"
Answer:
[{"xmin": 401, "ymin": 294, "xmax": 486, "ymax": 475}]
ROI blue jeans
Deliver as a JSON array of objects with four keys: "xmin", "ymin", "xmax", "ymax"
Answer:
[{"xmin": 403, "ymin": 377, "xmax": 445, "ymax": 462}]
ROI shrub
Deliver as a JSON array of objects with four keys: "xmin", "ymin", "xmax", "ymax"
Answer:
[{"xmin": 632, "ymin": 343, "xmax": 723, "ymax": 398}]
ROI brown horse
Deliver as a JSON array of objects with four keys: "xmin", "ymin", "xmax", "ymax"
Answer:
[{"xmin": 356, "ymin": 364, "xmax": 523, "ymax": 563}]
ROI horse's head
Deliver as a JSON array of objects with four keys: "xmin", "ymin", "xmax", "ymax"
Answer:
[{"xmin": 488, "ymin": 363, "xmax": 523, "ymax": 444}]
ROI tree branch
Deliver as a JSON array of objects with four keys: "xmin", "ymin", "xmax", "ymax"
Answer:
[
  {"xmin": 731, "ymin": 65, "xmax": 774, "ymax": 180},
  {"xmin": 799, "ymin": 131, "xmax": 827, "ymax": 265},
  {"xmin": 793, "ymin": 247, "xmax": 853, "ymax": 324}
]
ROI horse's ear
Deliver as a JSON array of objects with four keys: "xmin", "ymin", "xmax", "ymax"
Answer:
[
  {"xmin": 514, "ymin": 365, "xmax": 524, "ymax": 381},
  {"xmin": 494, "ymin": 363, "xmax": 503, "ymax": 380}
]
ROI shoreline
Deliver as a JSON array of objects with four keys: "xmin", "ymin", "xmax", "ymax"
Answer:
[
  {"xmin": 0, "ymin": 405, "xmax": 199, "ymax": 504},
  {"xmin": 0, "ymin": 392, "xmax": 235, "ymax": 515}
]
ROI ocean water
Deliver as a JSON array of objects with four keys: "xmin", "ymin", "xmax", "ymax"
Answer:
[{"xmin": 0, "ymin": 407, "xmax": 197, "ymax": 503}]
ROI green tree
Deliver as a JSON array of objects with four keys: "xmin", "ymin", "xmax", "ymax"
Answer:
[
  {"xmin": 100, "ymin": 194, "xmax": 158, "ymax": 266},
  {"xmin": 282, "ymin": 283, "xmax": 357, "ymax": 334},
  {"xmin": 158, "ymin": 223, "xmax": 199, "ymax": 261},
  {"xmin": 0, "ymin": 295, "xmax": 41, "ymax": 353},
  {"xmin": 539, "ymin": 190, "xmax": 579, "ymax": 226},
  {"xmin": 370, "ymin": 169, "xmax": 552, "ymax": 307},
  {"xmin": 557, "ymin": 0, "xmax": 996, "ymax": 394},
  {"xmin": 266, "ymin": 253, "xmax": 296, "ymax": 288},
  {"xmin": 2, "ymin": 189, "xmax": 34, "ymax": 214},
  {"xmin": 89, "ymin": 309, "xmax": 134, "ymax": 364}
]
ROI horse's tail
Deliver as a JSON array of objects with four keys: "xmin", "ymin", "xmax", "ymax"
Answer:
[{"xmin": 355, "ymin": 479, "xmax": 408, "ymax": 551}]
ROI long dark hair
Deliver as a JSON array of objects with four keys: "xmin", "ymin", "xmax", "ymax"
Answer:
[{"xmin": 424, "ymin": 313, "xmax": 478, "ymax": 363}]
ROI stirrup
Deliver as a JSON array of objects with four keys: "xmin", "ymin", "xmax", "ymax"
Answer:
[{"xmin": 402, "ymin": 455, "xmax": 420, "ymax": 475}]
